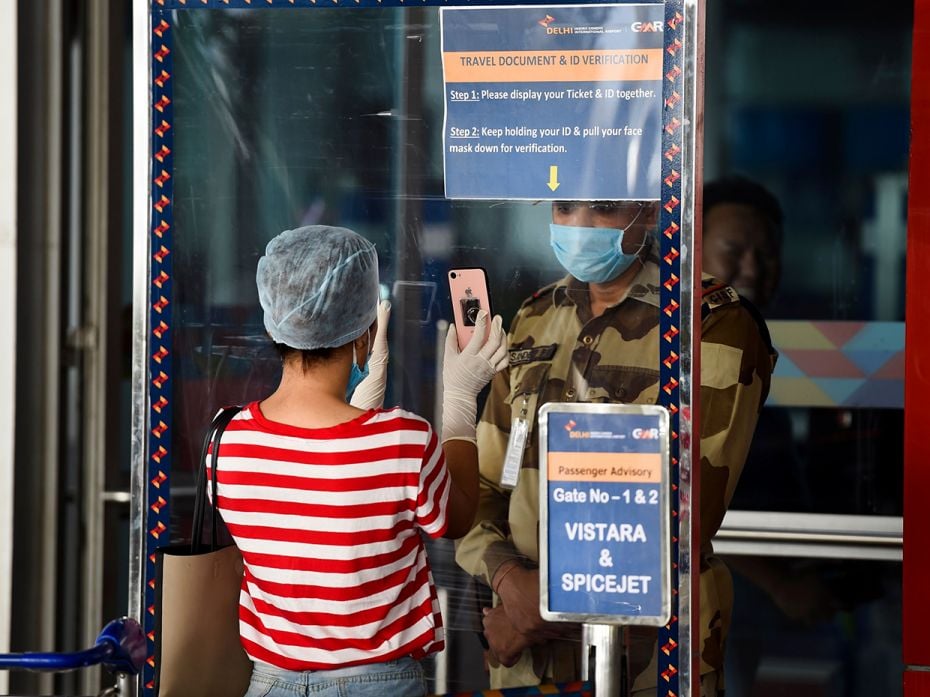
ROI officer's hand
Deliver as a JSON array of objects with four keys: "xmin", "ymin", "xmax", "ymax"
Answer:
[
  {"xmin": 494, "ymin": 564, "xmax": 572, "ymax": 639},
  {"xmin": 481, "ymin": 606, "xmax": 534, "ymax": 668}
]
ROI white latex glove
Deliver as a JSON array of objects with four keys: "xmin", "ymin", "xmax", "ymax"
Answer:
[
  {"xmin": 349, "ymin": 300, "xmax": 391, "ymax": 410},
  {"xmin": 441, "ymin": 310, "xmax": 509, "ymax": 442}
]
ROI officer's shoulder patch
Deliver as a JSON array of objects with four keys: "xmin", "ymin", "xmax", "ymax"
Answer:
[
  {"xmin": 698, "ymin": 278, "xmax": 777, "ymax": 359},
  {"xmin": 701, "ymin": 280, "xmax": 740, "ymax": 313}
]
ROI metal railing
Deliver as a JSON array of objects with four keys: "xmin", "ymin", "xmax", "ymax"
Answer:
[
  {"xmin": 714, "ymin": 511, "xmax": 903, "ymax": 561},
  {"xmin": 0, "ymin": 617, "xmax": 143, "ymax": 697}
]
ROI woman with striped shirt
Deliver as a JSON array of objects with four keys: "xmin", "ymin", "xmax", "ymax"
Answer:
[{"xmin": 212, "ymin": 225, "xmax": 508, "ymax": 697}]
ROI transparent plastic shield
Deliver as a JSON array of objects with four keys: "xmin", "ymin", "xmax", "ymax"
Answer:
[{"xmin": 133, "ymin": 3, "xmax": 696, "ymax": 695}]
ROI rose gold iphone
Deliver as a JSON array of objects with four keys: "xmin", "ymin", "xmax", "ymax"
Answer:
[{"xmin": 448, "ymin": 267, "xmax": 492, "ymax": 351}]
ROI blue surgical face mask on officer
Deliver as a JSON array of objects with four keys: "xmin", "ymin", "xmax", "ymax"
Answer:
[
  {"xmin": 345, "ymin": 329, "xmax": 371, "ymax": 400},
  {"xmin": 549, "ymin": 224, "xmax": 647, "ymax": 284}
]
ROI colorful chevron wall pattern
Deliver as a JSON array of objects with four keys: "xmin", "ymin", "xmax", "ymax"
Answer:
[{"xmin": 766, "ymin": 321, "xmax": 904, "ymax": 409}]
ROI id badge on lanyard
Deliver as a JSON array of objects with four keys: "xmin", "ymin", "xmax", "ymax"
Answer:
[{"xmin": 500, "ymin": 395, "xmax": 529, "ymax": 490}]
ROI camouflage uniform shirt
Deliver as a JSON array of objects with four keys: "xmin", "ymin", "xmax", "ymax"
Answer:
[{"xmin": 455, "ymin": 247, "xmax": 775, "ymax": 691}]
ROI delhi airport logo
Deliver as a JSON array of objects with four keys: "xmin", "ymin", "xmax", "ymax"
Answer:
[
  {"xmin": 538, "ymin": 14, "xmax": 575, "ymax": 34},
  {"xmin": 538, "ymin": 14, "xmax": 617, "ymax": 36},
  {"xmin": 565, "ymin": 420, "xmax": 594, "ymax": 439},
  {"xmin": 563, "ymin": 419, "xmax": 656, "ymax": 441}
]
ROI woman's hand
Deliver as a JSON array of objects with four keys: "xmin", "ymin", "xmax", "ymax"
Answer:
[
  {"xmin": 349, "ymin": 300, "xmax": 391, "ymax": 410},
  {"xmin": 440, "ymin": 311, "xmax": 508, "ymax": 442}
]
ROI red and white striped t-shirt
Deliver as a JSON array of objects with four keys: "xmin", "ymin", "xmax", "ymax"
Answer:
[{"xmin": 209, "ymin": 402, "xmax": 451, "ymax": 671}]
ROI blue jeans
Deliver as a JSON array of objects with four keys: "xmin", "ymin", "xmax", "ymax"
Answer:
[{"xmin": 244, "ymin": 657, "xmax": 427, "ymax": 697}]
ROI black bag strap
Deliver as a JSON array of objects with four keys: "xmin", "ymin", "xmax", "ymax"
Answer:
[{"xmin": 191, "ymin": 406, "xmax": 242, "ymax": 554}]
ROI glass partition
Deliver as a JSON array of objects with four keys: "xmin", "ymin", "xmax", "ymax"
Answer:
[
  {"xmin": 168, "ymin": 17, "xmax": 563, "ymax": 689},
  {"xmin": 702, "ymin": 1, "xmax": 911, "ymax": 694},
  {"xmin": 141, "ymin": 4, "xmax": 694, "ymax": 695},
  {"xmin": 705, "ymin": 0, "xmax": 911, "ymax": 519}
]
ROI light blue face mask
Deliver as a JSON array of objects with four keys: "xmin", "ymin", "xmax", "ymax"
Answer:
[
  {"xmin": 549, "ymin": 224, "xmax": 645, "ymax": 283},
  {"xmin": 345, "ymin": 330, "xmax": 371, "ymax": 401}
]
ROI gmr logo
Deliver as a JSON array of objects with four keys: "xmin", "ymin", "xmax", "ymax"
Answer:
[
  {"xmin": 631, "ymin": 20, "xmax": 663, "ymax": 32},
  {"xmin": 632, "ymin": 428, "xmax": 660, "ymax": 440}
]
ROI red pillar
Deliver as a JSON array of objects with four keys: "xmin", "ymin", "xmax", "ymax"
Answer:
[{"xmin": 904, "ymin": 0, "xmax": 930, "ymax": 691}]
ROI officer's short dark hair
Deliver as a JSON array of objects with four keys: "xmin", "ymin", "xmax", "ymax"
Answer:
[{"xmin": 703, "ymin": 175, "xmax": 783, "ymax": 244}]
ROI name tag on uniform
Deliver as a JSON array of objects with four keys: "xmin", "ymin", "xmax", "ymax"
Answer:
[{"xmin": 509, "ymin": 344, "xmax": 558, "ymax": 366}]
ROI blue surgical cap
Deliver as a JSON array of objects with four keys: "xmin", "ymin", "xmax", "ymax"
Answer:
[{"xmin": 256, "ymin": 225, "xmax": 379, "ymax": 350}]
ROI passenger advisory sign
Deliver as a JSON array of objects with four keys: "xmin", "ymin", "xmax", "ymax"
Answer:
[
  {"xmin": 440, "ymin": 4, "xmax": 664, "ymax": 200},
  {"xmin": 539, "ymin": 403, "xmax": 671, "ymax": 625}
]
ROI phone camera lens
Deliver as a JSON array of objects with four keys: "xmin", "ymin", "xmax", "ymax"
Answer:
[{"xmin": 450, "ymin": 272, "xmax": 457, "ymax": 279}]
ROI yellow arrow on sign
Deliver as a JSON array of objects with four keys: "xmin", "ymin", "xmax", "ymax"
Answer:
[{"xmin": 547, "ymin": 165, "xmax": 560, "ymax": 192}]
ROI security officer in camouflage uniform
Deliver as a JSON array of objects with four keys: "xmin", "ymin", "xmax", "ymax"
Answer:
[{"xmin": 455, "ymin": 199, "xmax": 775, "ymax": 696}]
